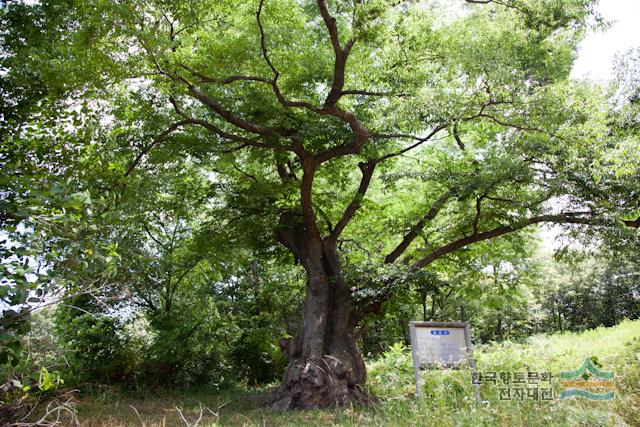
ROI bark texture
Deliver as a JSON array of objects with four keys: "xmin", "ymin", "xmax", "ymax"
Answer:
[{"xmin": 270, "ymin": 214, "xmax": 369, "ymax": 410}]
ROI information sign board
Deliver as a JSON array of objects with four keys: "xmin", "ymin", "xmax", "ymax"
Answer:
[{"xmin": 409, "ymin": 321, "xmax": 480, "ymax": 401}]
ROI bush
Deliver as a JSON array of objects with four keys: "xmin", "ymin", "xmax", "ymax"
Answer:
[
  {"xmin": 53, "ymin": 299, "xmax": 135, "ymax": 385},
  {"xmin": 229, "ymin": 317, "xmax": 286, "ymax": 386},
  {"xmin": 140, "ymin": 308, "xmax": 233, "ymax": 388}
]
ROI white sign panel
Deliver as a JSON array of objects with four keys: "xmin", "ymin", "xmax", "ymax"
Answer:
[
  {"xmin": 414, "ymin": 325, "xmax": 468, "ymax": 366},
  {"xmin": 409, "ymin": 321, "xmax": 480, "ymax": 402}
]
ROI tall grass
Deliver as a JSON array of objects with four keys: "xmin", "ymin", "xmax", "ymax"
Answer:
[
  {"xmin": 365, "ymin": 319, "xmax": 640, "ymax": 427},
  {"xmin": 55, "ymin": 320, "xmax": 640, "ymax": 426}
]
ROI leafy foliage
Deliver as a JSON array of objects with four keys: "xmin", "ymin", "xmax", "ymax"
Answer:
[{"xmin": 53, "ymin": 296, "xmax": 134, "ymax": 385}]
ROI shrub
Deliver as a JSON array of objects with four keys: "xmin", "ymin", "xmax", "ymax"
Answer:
[
  {"xmin": 53, "ymin": 299, "xmax": 135, "ymax": 385},
  {"xmin": 141, "ymin": 309, "xmax": 233, "ymax": 388},
  {"xmin": 229, "ymin": 318, "xmax": 286, "ymax": 386}
]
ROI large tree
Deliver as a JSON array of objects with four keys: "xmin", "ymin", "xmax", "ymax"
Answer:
[{"xmin": 2, "ymin": 0, "xmax": 638, "ymax": 409}]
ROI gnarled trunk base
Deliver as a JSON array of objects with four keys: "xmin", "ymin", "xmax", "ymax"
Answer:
[{"xmin": 269, "ymin": 352, "xmax": 369, "ymax": 410}]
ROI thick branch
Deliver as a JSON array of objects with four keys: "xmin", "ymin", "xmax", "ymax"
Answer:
[
  {"xmin": 317, "ymin": 0, "xmax": 355, "ymax": 107},
  {"xmin": 171, "ymin": 260, "xmax": 202, "ymax": 293},
  {"xmin": 623, "ymin": 216, "xmax": 640, "ymax": 228},
  {"xmin": 150, "ymin": 54, "xmax": 294, "ymax": 138},
  {"xmin": 255, "ymin": 2, "xmax": 376, "ymax": 165},
  {"xmin": 169, "ymin": 97, "xmax": 292, "ymax": 152},
  {"xmin": 188, "ymin": 85, "xmax": 295, "ymax": 137},
  {"xmin": 340, "ymin": 89, "xmax": 406, "ymax": 98},
  {"xmin": 179, "ymin": 64, "xmax": 271, "ymax": 85},
  {"xmin": 452, "ymin": 122, "xmax": 465, "ymax": 151},
  {"xmin": 411, "ymin": 213, "xmax": 602, "ymax": 270},
  {"xmin": 125, "ymin": 120, "xmax": 191, "ymax": 177},
  {"xmin": 360, "ymin": 210, "xmax": 636, "ymax": 320},
  {"xmin": 473, "ymin": 195, "xmax": 484, "ymax": 234},
  {"xmin": 384, "ymin": 191, "xmax": 452, "ymax": 263},
  {"xmin": 189, "ymin": 117, "xmax": 290, "ymax": 151},
  {"xmin": 300, "ymin": 157, "xmax": 322, "ymax": 240},
  {"xmin": 257, "ymin": 0, "xmax": 278, "ymax": 78},
  {"xmin": 376, "ymin": 124, "xmax": 447, "ymax": 162},
  {"xmin": 312, "ymin": 108, "xmax": 370, "ymax": 164},
  {"xmin": 355, "ymin": 211, "xmax": 607, "ymax": 320},
  {"xmin": 142, "ymin": 222, "xmax": 169, "ymax": 251},
  {"xmin": 256, "ymin": 0, "xmax": 320, "ymax": 111},
  {"xmin": 328, "ymin": 160, "xmax": 377, "ymax": 242}
]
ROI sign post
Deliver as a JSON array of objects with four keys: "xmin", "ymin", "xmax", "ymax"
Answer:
[{"xmin": 409, "ymin": 321, "xmax": 481, "ymax": 403}]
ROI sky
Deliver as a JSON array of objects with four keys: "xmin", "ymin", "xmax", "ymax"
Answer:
[
  {"xmin": 540, "ymin": 0, "xmax": 640, "ymax": 250},
  {"xmin": 571, "ymin": 0, "xmax": 640, "ymax": 80}
]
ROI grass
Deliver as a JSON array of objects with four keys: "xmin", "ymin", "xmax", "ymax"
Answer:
[{"xmin": 39, "ymin": 320, "xmax": 640, "ymax": 426}]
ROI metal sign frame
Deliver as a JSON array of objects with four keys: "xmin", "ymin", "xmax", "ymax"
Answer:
[{"xmin": 409, "ymin": 321, "xmax": 480, "ymax": 403}]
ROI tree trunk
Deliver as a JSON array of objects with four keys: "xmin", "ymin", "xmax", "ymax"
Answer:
[
  {"xmin": 555, "ymin": 298, "xmax": 564, "ymax": 331},
  {"xmin": 271, "ymin": 220, "xmax": 369, "ymax": 409},
  {"xmin": 251, "ymin": 259, "xmax": 260, "ymax": 316},
  {"xmin": 420, "ymin": 290, "xmax": 428, "ymax": 321}
]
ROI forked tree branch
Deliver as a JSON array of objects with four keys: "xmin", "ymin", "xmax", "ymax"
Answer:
[
  {"xmin": 328, "ymin": 160, "xmax": 377, "ymax": 242},
  {"xmin": 355, "ymin": 211, "xmax": 629, "ymax": 320},
  {"xmin": 411, "ymin": 212, "xmax": 605, "ymax": 269},
  {"xmin": 168, "ymin": 97, "xmax": 292, "ymax": 152},
  {"xmin": 376, "ymin": 124, "xmax": 447, "ymax": 162},
  {"xmin": 317, "ymin": 0, "xmax": 356, "ymax": 107},
  {"xmin": 125, "ymin": 120, "xmax": 191, "ymax": 177},
  {"xmin": 187, "ymin": 85, "xmax": 296, "ymax": 137},
  {"xmin": 384, "ymin": 191, "xmax": 453, "ymax": 263}
]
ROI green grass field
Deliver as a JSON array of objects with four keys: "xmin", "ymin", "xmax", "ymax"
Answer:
[{"xmin": 62, "ymin": 320, "xmax": 640, "ymax": 426}]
